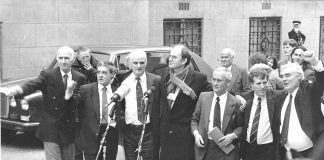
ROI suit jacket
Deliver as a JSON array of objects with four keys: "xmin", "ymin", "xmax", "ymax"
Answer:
[
  {"xmin": 71, "ymin": 56, "xmax": 99, "ymax": 83},
  {"xmin": 241, "ymin": 90, "xmax": 285, "ymax": 160},
  {"xmin": 288, "ymin": 29, "xmax": 306, "ymax": 45},
  {"xmin": 21, "ymin": 67, "xmax": 86, "ymax": 144},
  {"xmin": 228, "ymin": 64, "xmax": 250, "ymax": 95},
  {"xmin": 191, "ymin": 92, "xmax": 243, "ymax": 160},
  {"xmin": 155, "ymin": 69, "xmax": 212, "ymax": 160},
  {"xmin": 70, "ymin": 82, "xmax": 119, "ymax": 154},
  {"xmin": 274, "ymin": 70, "xmax": 324, "ymax": 148}
]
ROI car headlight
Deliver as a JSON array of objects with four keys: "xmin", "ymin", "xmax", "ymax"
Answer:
[
  {"xmin": 20, "ymin": 99, "xmax": 29, "ymax": 111},
  {"xmin": 9, "ymin": 96, "xmax": 17, "ymax": 107}
]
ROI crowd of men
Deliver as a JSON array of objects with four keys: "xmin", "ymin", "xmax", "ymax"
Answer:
[{"xmin": 2, "ymin": 21, "xmax": 324, "ymax": 160}]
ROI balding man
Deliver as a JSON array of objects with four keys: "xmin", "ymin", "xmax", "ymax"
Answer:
[
  {"xmin": 114, "ymin": 50, "xmax": 161, "ymax": 160},
  {"xmin": 274, "ymin": 51, "xmax": 324, "ymax": 159},
  {"xmin": 220, "ymin": 48, "xmax": 250, "ymax": 95},
  {"xmin": 3, "ymin": 46, "xmax": 86, "ymax": 160},
  {"xmin": 191, "ymin": 67, "xmax": 243, "ymax": 160},
  {"xmin": 156, "ymin": 45, "xmax": 212, "ymax": 160}
]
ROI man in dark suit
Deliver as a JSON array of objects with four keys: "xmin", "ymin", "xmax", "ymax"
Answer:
[
  {"xmin": 114, "ymin": 50, "xmax": 161, "ymax": 160},
  {"xmin": 5, "ymin": 46, "xmax": 86, "ymax": 160},
  {"xmin": 274, "ymin": 51, "xmax": 324, "ymax": 159},
  {"xmin": 220, "ymin": 48, "xmax": 250, "ymax": 95},
  {"xmin": 240, "ymin": 68, "xmax": 284, "ymax": 160},
  {"xmin": 191, "ymin": 67, "xmax": 243, "ymax": 160},
  {"xmin": 155, "ymin": 45, "xmax": 212, "ymax": 160},
  {"xmin": 65, "ymin": 61, "xmax": 120, "ymax": 160},
  {"xmin": 288, "ymin": 21, "xmax": 306, "ymax": 46}
]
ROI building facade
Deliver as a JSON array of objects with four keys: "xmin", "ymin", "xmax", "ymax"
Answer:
[{"xmin": 1, "ymin": 0, "xmax": 324, "ymax": 80}]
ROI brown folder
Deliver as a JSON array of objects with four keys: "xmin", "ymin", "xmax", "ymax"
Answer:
[{"xmin": 207, "ymin": 127, "xmax": 235, "ymax": 154}]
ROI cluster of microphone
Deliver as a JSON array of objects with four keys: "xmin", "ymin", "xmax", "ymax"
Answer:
[{"xmin": 108, "ymin": 86, "xmax": 156, "ymax": 118}]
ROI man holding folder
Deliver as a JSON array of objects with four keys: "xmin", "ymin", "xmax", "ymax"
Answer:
[{"xmin": 191, "ymin": 67, "xmax": 244, "ymax": 160}]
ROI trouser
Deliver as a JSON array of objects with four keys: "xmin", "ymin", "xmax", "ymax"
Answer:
[
  {"xmin": 84, "ymin": 125, "xmax": 118, "ymax": 160},
  {"xmin": 43, "ymin": 141, "xmax": 75, "ymax": 160},
  {"xmin": 124, "ymin": 123, "xmax": 153, "ymax": 160},
  {"xmin": 241, "ymin": 140, "xmax": 275, "ymax": 160},
  {"xmin": 202, "ymin": 140, "xmax": 240, "ymax": 160}
]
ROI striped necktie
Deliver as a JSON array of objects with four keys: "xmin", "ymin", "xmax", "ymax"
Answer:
[{"xmin": 250, "ymin": 97, "xmax": 262, "ymax": 145}]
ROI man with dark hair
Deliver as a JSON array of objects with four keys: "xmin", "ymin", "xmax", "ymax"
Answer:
[
  {"xmin": 156, "ymin": 45, "xmax": 212, "ymax": 160},
  {"xmin": 65, "ymin": 61, "xmax": 120, "ymax": 160},
  {"xmin": 288, "ymin": 21, "xmax": 306, "ymax": 46},
  {"xmin": 240, "ymin": 68, "xmax": 284, "ymax": 160},
  {"xmin": 278, "ymin": 39, "xmax": 298, "ymax": 67},
  {"xmin": 220, "ymin": 48, "xmax": 250, "ymax": 95},
  {"xmin": 72, "ymin": 46, "xmax": 99, "ymax": 83}
]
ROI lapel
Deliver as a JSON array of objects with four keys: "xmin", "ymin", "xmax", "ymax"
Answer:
[
  {"xmin": 266, "ymin": 91, "xmax": 275, "ymax": 124},
  {"xmin": 244, "ymin": 92, "xmax": 254, "ymax": 128},
  {"xmin": 294, "ymin": 90, "xmax": 303, "ymax": 121},
  {"xmin": 146, "ymin": 72, "xmax": 154, "ymax": 116},
  {"xmin": 91, "ymin": 83, "xmax": 101, "ymax": 120},
  {"xmin": 229, "ymin": 64, "xmax": 238, "ymax": 91},
  {"xmin": 222, "ymin": 93, "xmax": 236, "ymax": 133},
  {"xmin": 55, "ymin": 68, "xmax": 65, "ymax": 95},
  {"xmin": 204, "ymin": 92, "xmax": 214, "ymax": 130}
]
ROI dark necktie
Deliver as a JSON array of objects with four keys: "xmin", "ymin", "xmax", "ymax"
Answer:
[
  {"xmin": 136, "ymin": 77, "xmax": 145, "ymax": 123},
  {"xmin": 280, "ymin": 94, "xmax": 293, "ymax": 146},
  {"xmin": 250, "ymin": 97, "xmax": 262, "ymax": 145},
  {"xmin": 213, "ymin": 97, "xmax": 221, "ymax": 129},
  {"xmin": 102, "ymin": 86, "xmax": 108, "ymax": 124},
  {"xmin": 63, "ymin": 74, "xmax": 68, "ymax": 90}
]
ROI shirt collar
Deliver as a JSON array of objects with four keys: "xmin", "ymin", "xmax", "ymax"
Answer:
[
  {"xmin": 227, "ymin": 65, "xmax": 232, "ymax": 71},
  {"xmin": 130, "ymin": 72, "xmax": 146, "ymax": 82},
  {"xmin": 290, "ymin": 87, "xmax": 299, "ymax": 97},
  {"xmin": 98, "ymin": 83, "xmax": 111, "ymax": 91},
  {"xmin": 60, "ymin": 69, "xmax": 72, "ymax": 78},
  {"xmin": 214, "ymin": 91, "xmax": 228, "ymax": 102},
  {"xmin": 253, "ymin": 93, "xmax": 266, "ymax": 101}
]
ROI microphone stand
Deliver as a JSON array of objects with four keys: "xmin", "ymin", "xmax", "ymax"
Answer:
[
  {"xmin": 136, "ymin": 97, "xmax": 150, "ymax": 160},
  {"xmin": 95, "ymin": 101, "xmax": 116, "ymax": 160}
]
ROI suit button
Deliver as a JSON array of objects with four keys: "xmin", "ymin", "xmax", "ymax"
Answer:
[
  {"xmin": 53, "ymin": 97, "xmax": 56, "ymax": 99},
  {"xmin": 169, "ymin": 130, "xmax": 173, "ymax": 134},
  {"xmin": 54, "ymin": 107, "xmax": 58, "ymax": 110},
  {"xmin": 96, "ymin": 133, "xmax": 98, "ymax": 136}
]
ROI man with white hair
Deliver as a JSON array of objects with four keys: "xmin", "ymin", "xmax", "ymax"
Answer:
[
  {"xmin": 114, "ymin": 50, "xmax": 161, "ymax": 160},
  {"xmin": 274, "ymin": 51, "xmax": 324, "ymax": 159},
  {"xmin": 220, "ymin": 48, "xmax": 250, "ymax": 95},
  {"xmin": 191, "ymin": 67, "xmax": 243, "ymax": 160},
  {"xmin": 2, "ymin": 46, "xmax": 86, "ymax": 160}
]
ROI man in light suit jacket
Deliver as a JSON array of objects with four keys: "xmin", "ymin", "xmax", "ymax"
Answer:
[
  {"xmin": 191, "ymin": 67, "xmax": 243, "ymax": 160},
  {"xmin": 66, "ymin": 61, "xmax": 121, "ymax": 160},
  {"xmin": 274, "ymin": 51, "xmax": 324, "ymax": 160},
  {"xmin": 114, "ymin": 50, "xmax": 161, "ymax": 160},
  {"xmin": 155, "ymin": 45, "xmax": 212, "ymax": 160},
  {"xmin": 220, "ymin": 48, "xmax": 250, "ymax": 95},
  {"xmin": 4, "ymin": 46, "xmax": 86, "ymax": 160},
  {"xmin": 240, "ymin": 68, "xmax": 284, "ymax": 160}
]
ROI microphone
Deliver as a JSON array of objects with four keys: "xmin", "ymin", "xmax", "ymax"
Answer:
[
  {"xmin": 142, "ymin": 86, "xmax": 156, "ymax": 114},
  {"xmin": 111, "ymin": 93, "xmax": 121, "ymax": 102},
  {"xmin": 108, "ymin": 93, "xmax": 121, "ymax": 118}
]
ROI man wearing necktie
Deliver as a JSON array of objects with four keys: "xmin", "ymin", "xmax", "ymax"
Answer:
[
  {"xmin": 220, "ymin": 48, "xmax": 250, "ymax": 95},
  {"xmin": 274, "ymin": 51, "xmax": 324, "ymax": 159},
  {"xmin": 191, "ymin": 67, "xmax": 243, "ymax": 160},
  {"xmin": 2, "ymin": 46, "xmax": 86, "ymax": 160},
  {"xmin": 114, "ymin": 50, "xmax": 161, "ymax": 160},
  {"xmin": 240, "ymin": 68, "xmax": 285, "ymax": 160},
  {"xmin": 65, "ymin": 61, "xmax": 121, "ymax": 160}
]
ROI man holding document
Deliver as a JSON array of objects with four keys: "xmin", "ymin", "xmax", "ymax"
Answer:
[{"xmin": 191, "ymin": 67, "xmax": 244, "ymax": 160}]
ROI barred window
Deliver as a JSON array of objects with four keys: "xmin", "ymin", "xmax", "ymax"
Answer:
[
  {"xmin": 163, "ymin": 19, "xmax": 202, "ymax": 56},
  {"xmin": 319, "ymin": 17, "xmax": 324, "ymax": 61},
  {"xmin": 249, "ymin": 17, "xmax": 281, "ymax": 61}
]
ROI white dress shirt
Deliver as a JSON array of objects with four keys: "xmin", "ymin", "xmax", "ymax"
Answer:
[
  {"xmin": 208, "ymin": 92, "xmax": 227, "ymax": 139},
  {"xmin": 280, "ymin": 89, "xmax": 313, "ymax": 151},
  {"xmin": 98, "ymin": 84, "xmax": 116, "ymax": 127},
  {"xmin": 60, "ymin": 69, "xmax": 72, "ymax": 83},
  {"xmin": 246, "ymin": 94, "xmax": 273, "ymax": 144},
  {"xmin": 116, "ymin": 73, "xmax": 149, "ymax": 125}
]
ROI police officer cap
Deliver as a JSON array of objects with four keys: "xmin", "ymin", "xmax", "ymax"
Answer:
[{"xmin": 293, "ymin": 21, "xmax": 301, "ymax": 24}]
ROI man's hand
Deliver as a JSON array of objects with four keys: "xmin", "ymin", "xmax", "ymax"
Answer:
[
  {"xmin": 218, "ymin": 133, "xmax": 237, "ymax": 147},
  {"xmin": 303, "ymin": 50, "xmax": 318, "ymax": 66},
  {"xmin": 193, "ymin": 130, "xmax": 205, "ymax": 148},
  {"xmin": 235, "ymin": 95, "xmax": 246, "ymax": 111},
  {"xmin": 82, "ymin": 61, "xmax": 93, "ymax": 70},
  {"xmin": 0, "ymin": 86, "xmax": 23, "ymax": 96},
  {"xmin": 66, "ymin": 79, "xmax": 77, "ymax": 91}
]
